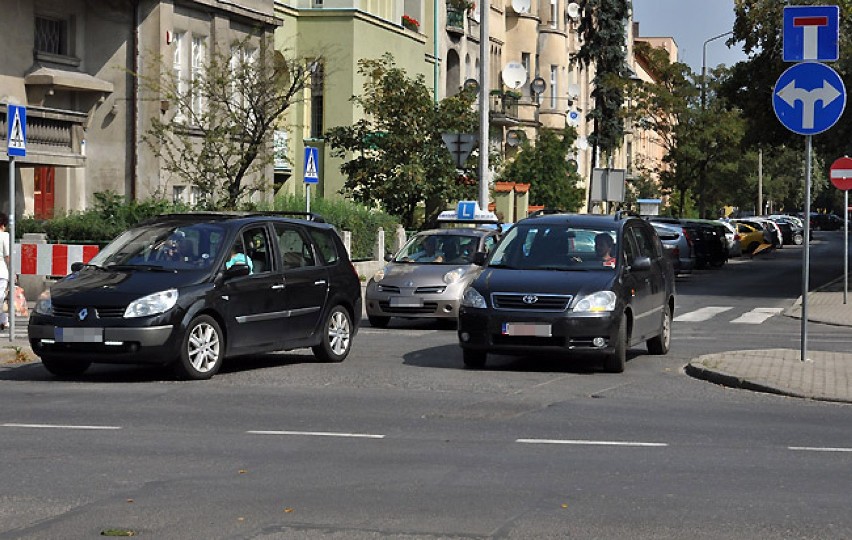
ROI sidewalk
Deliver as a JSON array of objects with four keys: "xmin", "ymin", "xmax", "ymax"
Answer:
[{"xmin": 686, "ymin": 277, "xmax": 852, "ymax": 403}]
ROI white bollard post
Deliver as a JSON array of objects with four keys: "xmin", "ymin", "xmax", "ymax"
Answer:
[{"xmin": 374, "ymin": 227, "xmax": 385, "ymax": 262}]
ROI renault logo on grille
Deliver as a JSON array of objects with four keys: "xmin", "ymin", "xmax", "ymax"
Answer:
[
  {"xmin": 77, "ymin": 308, "xmax": 88, "ymax": 321},
  {"xmin": 522, "ymin": 295, "xmax": 538, "ymax": 304}
]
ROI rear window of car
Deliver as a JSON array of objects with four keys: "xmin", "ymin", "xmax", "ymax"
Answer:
[{"xmin": 309, "ymin": 228, "xmax": 339, "ymax": 265}]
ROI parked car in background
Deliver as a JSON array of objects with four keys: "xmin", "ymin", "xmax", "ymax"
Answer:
[
  {"xmin": 29, "ymin": 212, "xmax": 363, "ymax": 379},
  {"xmin": 718, "ymin": 220, "xmax": 742, "ymax": 257},
  {"xmin": 732, "ymin": 220, "xmax": 770, "ymax": 254},
  {"xmin": 365, "ymin": 226, "xmax": 501, "ymax": 327},
  {"xmin": 458, "ymin": 212, "xmax": 675, "ymax": 373},
  {"xmin": 650, "ymin": 221, "xmax": 696, "ymax": 275},
  {"xmin": 767, "ymin": 215, "xmax": 805, "ymax": 245},
  {"xmin": 649, "ymin": 218, "xmax": 727, "ymax": 268},
  {"xmin": 809, "ymin": 213, "xmax": 843, "ymax": 231}
]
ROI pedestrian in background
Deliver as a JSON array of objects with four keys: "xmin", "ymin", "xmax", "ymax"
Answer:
[{"xmin": 0, "ymin": 213, "xmax": 10, "ymax": 330}]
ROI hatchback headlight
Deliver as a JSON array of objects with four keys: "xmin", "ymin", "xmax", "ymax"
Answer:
[
  {"xmin": 373, "ymin": 266, "xmax": 388, "ymax": 282},
  {"xmin": 461, "ymin": 287, "xmax": 487, "ymax": 309},
  {"xmin": 573, "ymin": 291, "xmax": 617, "ymax": 313},
  {"xmin": 35, "ymin": 290, "xmax": 53, "ymax": 316},
  {"xmin": 124, "ymin": 289, "xmax": 179, "ymax": 318},
  {"xmin": 443, "ymin": 267, "xmax": 466, "ymax": 284}
]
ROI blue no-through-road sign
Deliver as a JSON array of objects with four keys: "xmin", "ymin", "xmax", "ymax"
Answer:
[
  {"xmin": 303, "ymin": 146, "xmax": 319, "ymax": 184},
  {"xmin": 773, "ymin": 62, "xmax": 846, "ymax": 136},
  {"xmin": 6, "ymin": 104, "xmax": 27, "ymax": 157},
  {"xmin": 783, "ymin": 5, "xmax": 839, "ymax": 62}
]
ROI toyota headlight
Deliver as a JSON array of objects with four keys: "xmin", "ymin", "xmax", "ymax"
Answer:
[
  {"xmin": 35, "ymin": 290, "xmax": 53, "ymax": 315},
  {"xmin": 124, "ymin": 289, "xmax": 179, "ymax": 318},
  {"xmin": 461, "ymin": 287, "xmax": 487, "ymax": 309},
  {"xmin": 443, "ymin": 267, "xmax": 466, "ymax": 284},
  {"xmin": 573, "ymin": 291, "xmax": 617, "ymax": 313}
]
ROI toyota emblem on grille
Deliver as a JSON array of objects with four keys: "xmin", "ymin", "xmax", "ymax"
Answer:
[
  {"xmin": 522, "ymin": 295, "xmax": 538, "ymax": 304},
  {"xmin": 77, "ymin": 308, "xmax": 88, "ymax": 321}
]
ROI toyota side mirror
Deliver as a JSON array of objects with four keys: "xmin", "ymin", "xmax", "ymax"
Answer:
[{"xmin": 472, "ymin": 251, "xmax": 487, "ymax": 266}]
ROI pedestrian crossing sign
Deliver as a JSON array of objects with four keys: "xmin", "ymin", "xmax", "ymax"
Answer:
[
  {"xmin": 6, "ymin": 105, "xmax": 26, "ymax": 157},
  {"xmin": 303, "ymin": 147, "xmax": 319, "ymax": 184}
]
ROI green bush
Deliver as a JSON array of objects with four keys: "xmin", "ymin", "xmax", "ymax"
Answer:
[{"xmin": 269, "ymin": 194, "xmax": 400, "ymax": 260}]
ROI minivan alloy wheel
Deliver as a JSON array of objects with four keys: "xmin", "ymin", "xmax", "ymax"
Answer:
[
  {"xmin": 175, "ymin": 315, "xmax": 224, "ymax": 380},
  {"xmin": 312, "ymin": 305, "xmax": 352, "ymax": 362}
]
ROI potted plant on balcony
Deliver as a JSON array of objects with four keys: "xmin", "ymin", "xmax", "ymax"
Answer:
[
  {"xmin": 503, "ymin": 89, "xmax": 522, "ymax": 101},
  {"xmin": 448, "ymin": 0, "xmax": 475, "ymax": 12},
  {"xmin": 401, "ymin": 14, "xmax": 420, "ymax": 31}
]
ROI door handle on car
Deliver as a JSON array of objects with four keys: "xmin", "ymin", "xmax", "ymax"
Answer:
[
  {"xmin": 271, "ymin": 284, "xmax": 285, "ymax": 290},
  {"xmin": 314, "ymin": 280, "xmax": 327, "ymax": 286}
]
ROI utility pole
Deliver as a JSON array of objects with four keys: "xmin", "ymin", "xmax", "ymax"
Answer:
[{"xmin": 477, "ymin": 0, "xmax": 489, "ymax": 211}]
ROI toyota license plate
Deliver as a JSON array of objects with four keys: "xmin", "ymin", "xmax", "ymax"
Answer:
[
  {"xmin": 502, "ymin": 323, "xmax": 552, "ymax": 337},
  {"xmin": 55, "ymin": 327, "xmax": 104, "ymax": 343}
]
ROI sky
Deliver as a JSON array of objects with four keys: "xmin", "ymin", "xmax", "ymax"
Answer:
[{"xmin": 632, "ymin": 0, "xmax": 749, "ymax": 74}]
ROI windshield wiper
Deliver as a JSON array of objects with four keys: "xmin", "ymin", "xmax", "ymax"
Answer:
[
  {"xmin": 77, "ymin": 262, "xmax": 105, "ymax": 270},
  {"xmin": 105, "ymin": 263, "xmax": 177, "ymax": 273}
]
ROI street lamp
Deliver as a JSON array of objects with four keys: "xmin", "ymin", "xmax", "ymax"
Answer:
[{"xmin": 699, "ymin": 30, "xmax": 733, "ymax": 218}]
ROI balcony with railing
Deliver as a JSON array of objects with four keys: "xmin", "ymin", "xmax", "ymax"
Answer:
[
  {"xmin": 1, "ymin": 104, "xmax": 87, "ymax": 166},
  {"xmin": 489, "ymin": 92, "xmax": 521, "ymax": 126}
]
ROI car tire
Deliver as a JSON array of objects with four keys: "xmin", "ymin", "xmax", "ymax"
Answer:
[
  {"xmin": 604, "ymin": 316, "xmax": 627, "ymax": 373},
  {"xmin": 367, "ymin": 314, "xmax": 390, "ymax": 328},
  {"xmin": 312, "ymin": 305, "xmax": 353, "ymax": 363},
  {"xmin": 793, "ymin": 233, "xmax": 804, "ymax": 245},
  {"xmin": 462, "ymin": 349, "xmax": 487, "ymax": 368},
  {"xmin": 41, "ymin": 356, "xmax": 91, "ymax": 377},
  {"xmin": 174, "ymin": 315, "xmax": 223, "ymax": 380},
  {"xmin": 647, "ymin": 303, "xmax": 671, "ymax": 355}
]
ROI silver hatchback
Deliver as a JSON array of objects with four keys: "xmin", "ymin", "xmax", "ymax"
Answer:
[{"xmin": 365, "ymin": 228, "xmax": 500, "ymax": 327}]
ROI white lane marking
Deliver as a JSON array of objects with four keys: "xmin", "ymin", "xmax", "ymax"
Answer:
[
  {"xmin": 516, "ymin": 439, "xmax": 668, "ymax": 447},
  {"xmin": 789, "ymin": 446, "xmax": 852, "ymax": 453},
  {"xmin": 1, "ymin": 423, "xmax": 122, "ymax": 430},
  {"xmin": 247, "ymin": 430, "xmax": 385, "ymax": 439},
  {"xmin": 673, "ymin": 306, "xmax": 733, "ymax": 322},
  {"xmin": 730, "ymin": 307, "xmax": 784, "ymax": 324},
  {"xmin": 359, "ymin": 329, "xmax": 442, "ymax": 336}
]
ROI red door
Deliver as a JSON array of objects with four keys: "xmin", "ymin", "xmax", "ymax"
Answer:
[{"xmin": 34, "ymin": 166, "xmax": 55, "ymax": 219}]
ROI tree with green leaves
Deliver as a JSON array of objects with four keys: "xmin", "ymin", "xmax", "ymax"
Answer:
[
  {"xmin": 575, "ymin": 0, "xmax": 631, "ymax": 163},
  {"xmin": 137, "ymin": 35, "xmax": 316, "ymax": 209},
  {"xmin": 324, "ymin": 54, "xmax": 478, "ymax": 229},
  {"xmin": 498, "ymin": 128, "xmax": 585, "ymax": 211}
]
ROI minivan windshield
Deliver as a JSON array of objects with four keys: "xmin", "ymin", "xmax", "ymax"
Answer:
[
  {"xmin": 88, "ymin": 222, "xmax": 227, "ymax": 271},
  {"xmin": 488, "ymin": 225, "xmax": 618, "ymax": 271},
  {"xmin": 393, "ymin": 233, "xmax": 479, "ymax": 264}
]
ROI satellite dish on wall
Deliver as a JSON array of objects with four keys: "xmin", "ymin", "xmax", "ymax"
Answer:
[
  {"xmin": 511, "ymin": 0, "xmax": 530, "ymax": 14},
  {"xmin": 501, "ymin": 62, "xmax": 528, "ymax": 90},
  {"xmin": 567, "ymin": 83, "xmax": 580, "ymax": 99},
  {"xmin": 575, "ymin": 137, "xmax": 589, "ymax": 150},
  {"xmin": 506, "ymin": 130, "xmax": 522, "ymax": 147},
  {"xmin": 566, "ymin": 2, "xmax": 581, "ymax": 20}
]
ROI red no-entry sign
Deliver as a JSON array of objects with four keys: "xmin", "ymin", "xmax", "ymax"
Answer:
[{"xmin": 830, "ymin": 156, "xmax": 852, "ymax": 190}]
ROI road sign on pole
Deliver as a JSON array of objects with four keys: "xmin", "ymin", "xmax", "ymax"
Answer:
[
  {"xmin": 773, "ymin": 62, "xmax": 846, "ymax": 136},
  {"xmin": 303, "ymin": 147, "xmax": 319, "ymax": 184},
  {"xmin": 783, "ymin": 5, "xmax": 839, "ymax": 62},
  {"xmin": 830, "ymin": 156, "xmax": 852, "ymax": 304},
  {"xmin": 6, "ymin": 105, "xmax": 26, "ymax": 157},
  {"xmin": 441, "ymin": 132, "xmax": 478, "ymax": 169}
]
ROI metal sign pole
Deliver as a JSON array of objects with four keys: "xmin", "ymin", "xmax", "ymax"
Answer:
[
  {"xmin": 306, "ymin": 184, "xmax": 311, "ymax": 214},
  {"xmin": 8, "ymin": 156, "xmax": 15, "ymax": 342},
  {"xmin": 801, "ymin": 135, "xmax": 812, "ymax": 362},
  {"xmin": 846, "ymin": 188, "xmax": 849, "ymax": 304}
]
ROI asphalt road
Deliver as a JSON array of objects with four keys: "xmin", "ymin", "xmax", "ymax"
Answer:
[{"xmin": 1, "ymin": 232, "xmax": 850, "ymax": 539}]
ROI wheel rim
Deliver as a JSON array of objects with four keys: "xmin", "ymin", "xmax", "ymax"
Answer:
[
  {"xmin": 662, "ymin": 310, "xmax": 671, "ymax": 348},
  {"xmin": 188, "ymin": 322, "xmax": 220, "ymax": 373},
  {"xmin": 328, "ymin": 310, "xmax": 351, "ymax": 356}
]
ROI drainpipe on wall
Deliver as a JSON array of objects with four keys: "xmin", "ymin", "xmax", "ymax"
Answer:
[{"xmin": 130, "ymin": 0, "xmax": 139, "ymax": 201}]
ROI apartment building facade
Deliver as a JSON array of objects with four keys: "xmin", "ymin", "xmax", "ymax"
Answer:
[{"xmin": 0, "ymin": 0, "xmax": 276, "ymax": 219}]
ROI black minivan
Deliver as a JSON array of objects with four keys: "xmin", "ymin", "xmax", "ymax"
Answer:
[
  {"xmin": 28, "ymin": 212, "xmax": 362, "ymax": 379},
  {"xmin": 457, "ymin": 212, "xmax": 675, "ymax": 372}
]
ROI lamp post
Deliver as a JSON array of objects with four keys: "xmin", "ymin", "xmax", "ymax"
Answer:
[{"xmin": 699, "ymin": 30, "xmax": 733, "ymax": 218}]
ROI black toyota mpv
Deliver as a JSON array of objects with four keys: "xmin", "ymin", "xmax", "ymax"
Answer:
[
  {"xmin": 29, "ymin": 212, "xmax": 362, "ymax": 379},
  {"xmin": 457, "ymin": 212, "xmax": 675, "ymax": 372}
]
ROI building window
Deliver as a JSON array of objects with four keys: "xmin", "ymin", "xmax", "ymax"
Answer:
[
  {"xmin": 550, "ymin": 0, "xmax": 558, "ymax": 29},
  {"xmin": 35, "ymin": 16, "xmax": 68, "ymax": 56},
  {"xmin": 172, "ymin": 32, "xmax": 186, "ymax": 121},
  {"xmin": 521, "ymin": 53, "xmax": 531, "ymax": 96},
  {"xmin": 550, "ymin": 65, "xmax": 558, "ymax": 109},
  {"xmin": 229, "ymin": 46, "xmax": 256, "ymax": 110},
  {"xmin": 309, "ymin": 62, "xmax": 324, "ymax": 139},
  {"xmin": 173, "ymin": 185, "xmax": 186, "ymax": 204},
  {"xmin": 190, "ymin": 36, "xmax": 206, "ymax": 117}
]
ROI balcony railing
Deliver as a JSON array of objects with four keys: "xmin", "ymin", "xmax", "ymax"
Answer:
[
  {"xmin": 489, "ymin": 94, "xmax": 520, "ymax": 125},
  {"xmin": 447, "ymin": 7, "xmax": 465, "ymax": 30},
  {"xmin": 1, "ymin": 104, "xmax": 86, "ymax": 165}
]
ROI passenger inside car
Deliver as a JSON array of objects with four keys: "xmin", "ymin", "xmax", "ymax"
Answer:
[{"xmin": 594, "ymin": 233, "xmax": 616, "ymax": 267}]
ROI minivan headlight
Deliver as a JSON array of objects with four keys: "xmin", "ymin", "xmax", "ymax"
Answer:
[
  {"xmin": 443, "ymin": 267, "xmax": 466, "ymax": 284},
  {"xmin": 573, "ymin": 291, "xmax": 617, "ymax": 313},
  {"xmin": 35, "ymin": 290, "xmax": 53, "ymax": 315},
  {"xmin": 461, "ymin": 287, "xmax": 487, "ymax": 309},
  {"xmin": 124, "ymin": 289, "xmax": 179, "ymax": 318}
]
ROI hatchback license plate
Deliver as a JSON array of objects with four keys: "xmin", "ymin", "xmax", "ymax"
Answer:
[
  {"xmin": 502, "ymin": 323, "xmax": 552, "ymax": 337},
  {"xmin": 55, "ymin": 327, "xmax": 104, "ymax": 343},
  {"xmin": 390, "ymin": 297, "xmax": 423, "ymax": 308}
]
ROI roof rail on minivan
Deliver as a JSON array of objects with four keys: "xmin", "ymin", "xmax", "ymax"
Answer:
[{"xmin": 248, "ymin": 211, "xmax": 326, "ymax": 223}]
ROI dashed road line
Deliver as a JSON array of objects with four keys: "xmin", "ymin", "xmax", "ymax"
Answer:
[
  {"xmin": 247, "ymin": 430, "xmax": 385, "ymax": 439},
  {"xmin": 673, "ymin": 306, "xmax": 733, "ymax": 322},
  {"xmin": 730, "ymin": 307, "xmax": 784, "ymax": 324},
  {"xmin": 788, "ymin": 446, "xmax": 852, "ymax": 453},
  {"xmin": 1, "ymin": 423, "xmax": 122, "ymax": 430},
  {"xmin": 516, "ymin": 439, "xmax": 668, "ymax": 447}
]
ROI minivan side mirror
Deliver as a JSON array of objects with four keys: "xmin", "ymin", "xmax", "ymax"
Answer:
[
  {"xmin": 384, "ymin": 253, "xmax": 394, "ymax": 262},
  {"xmin": 472, "ymin": 251, "xmax": 487, "ymax": 266},
  {"xmin": 629, "ymin": 256, "xmax": 652, "ymax": 272}
]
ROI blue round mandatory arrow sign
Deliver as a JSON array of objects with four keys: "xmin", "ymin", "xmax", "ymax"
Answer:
[{"xmin": 773, "ymin": 62, "xmax": 846, "ymax": 135}]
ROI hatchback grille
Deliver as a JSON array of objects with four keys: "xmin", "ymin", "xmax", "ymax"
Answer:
[
  {"xmin": 378, "ymin": 301, "xmax": 438, "ymax": 314},
  {"xmin": 415, "ymin": 286, "xmax": 446, "ymax": 294},
  {"xmin": 53, "ymin": 305, "xmax": 126, "ymax": 319},
  {"xmin": 491, "ymin": 293, "xmax": 571, "ymax": 311}
]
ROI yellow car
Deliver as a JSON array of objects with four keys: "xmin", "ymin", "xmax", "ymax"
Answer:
[{"xmin": 734, "ymin": 222, "xmax": 767, "ymax": 254}]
